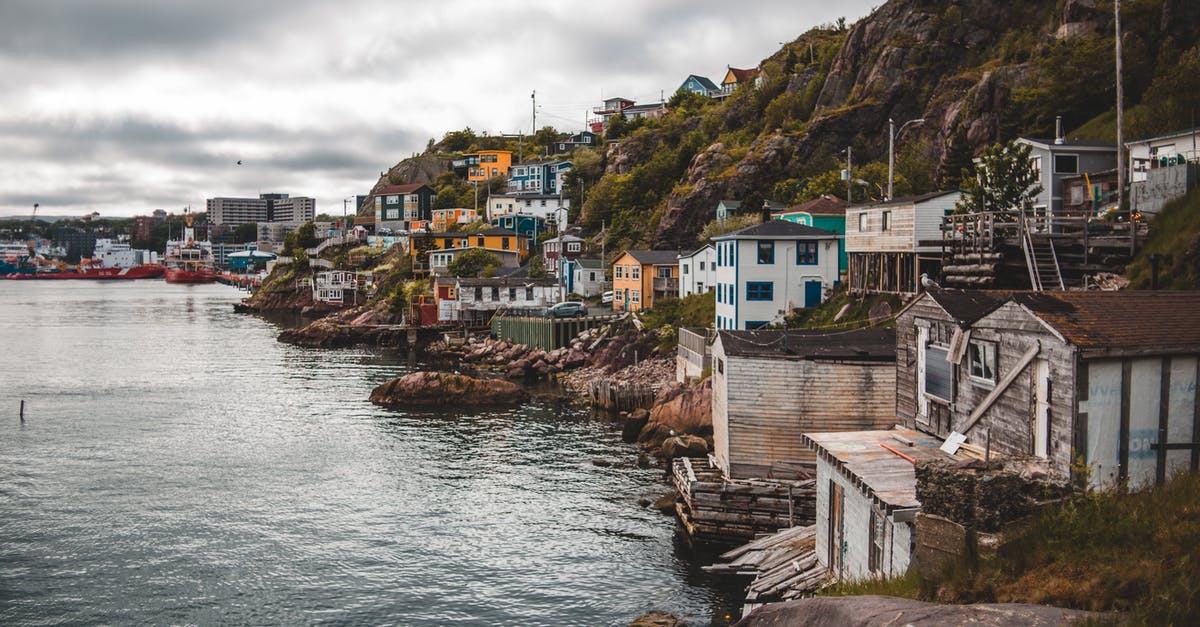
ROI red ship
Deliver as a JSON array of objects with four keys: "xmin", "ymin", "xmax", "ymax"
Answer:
[{"xmin": 4, "ymin": 264, "xmax": 165, "ymax": 280}]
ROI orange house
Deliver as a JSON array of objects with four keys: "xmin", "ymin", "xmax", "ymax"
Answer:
[
  {"xmin": 409, "ymin": 227, "xmax": 529, "ymax": 276},
  {"xmin": 611, "ymin": 250, "xmax": 680, "ymax": 312},
  {"xmin": 461, "ymin": 150, "xmax": 512, "ymax": 182}
]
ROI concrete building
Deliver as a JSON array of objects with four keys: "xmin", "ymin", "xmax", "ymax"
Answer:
[{"xmin": 207, "ymin": 193, "xmax": 315, "ymax": 226}]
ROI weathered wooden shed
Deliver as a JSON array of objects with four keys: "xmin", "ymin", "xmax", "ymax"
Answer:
[
  {"xmin": 711, "ymin": 328, "xmax": 897, "ymax": 480},
  {"xmin": 896, "ymin": 289, "xmax": 1200, "ymax": 490},
  {"xmin": 805, "ymin": 428, "xmax": 957, "ymax": 581}
]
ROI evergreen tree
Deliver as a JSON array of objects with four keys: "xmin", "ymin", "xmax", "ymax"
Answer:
[{"xmin": 954, "ymin": 141, "xmax": 1043, "ymax": 214}]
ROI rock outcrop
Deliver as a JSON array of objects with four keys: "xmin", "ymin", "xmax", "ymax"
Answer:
[{"xmin": 370, "ymin": 371, "xmax": 528, "ymax": 408}]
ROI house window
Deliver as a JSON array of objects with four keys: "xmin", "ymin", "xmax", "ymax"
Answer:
[
  {"xmin": 925, "ymin": 344, "xmax": 954, "ymax": 401},
  {"xmin": 746, "ymin": 281, "xmax": 773, "ymax": 301},
  {"xmin": 682, "ymin": 263, "xmax": 690, "ymax": 275},
  {"xmin": 858, "ymin": 213, "xmax": 868, "ymax": 231},
  {"xmin": 1030, "ymin": 156, "xmax": 1042, "ymax": 179},
  {"xmin": 718, "ymin": 245, "xmax": 724, "ymax": 267},
  {"xmin": 757, "ymin": 241, "xmax": 774, "ymax": 264},
  {"xmin": 567, "ymin": 242, "xmax": 581, "ymax": 252},
  {"xmin": 502, "ymin": 238, "xmax": 510, "ymax": 250},
  {"xmin": 658, "ymin": 266, "xmax": 672, "ymax": 278},
  {"xmin": 631, "ymin": 265, "xmax": 640, "ymax": 280},
  {"xmin": 474, "ymin": 286, "xmax": 483, "ymax": 300},
  {"xmin": 491, "ymin": 286, "xmax": 500, "ymax": 300},
  {"xmin": 1053, "ymin": 154, "xmax": 1078, "ymax": 174},
  {"xmin": 698, "ymin": 261, "xmax": 705, "ymax": 271},
  {"xmin": 589, "ymin": 272, "xmax": 596, "ymax": 281},
  {"xmin": 797, "ymin": 241, "xmax": 818, "ymax": 265},
  {"xmin": 631, "ymin": 290, "xmax": 640, "ymax": 303},
  {"xmin": 968, "ymin": 340, "xmax": 998, "ymax": 384},
  {"xmin": 615, "ymin": 265, "xmax": 623, "ymax": 279},
  {"xmin": 508, "ymin": 287, "xmax": 517, "ymax": 300},
  {"xmin": 881, "ymin": 211, "xmax": 891, "ymax": 231}
]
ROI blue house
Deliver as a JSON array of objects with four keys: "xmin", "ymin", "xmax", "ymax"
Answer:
[
  {"xmin": 490, "ymin": 214, "xmax": 547, "ymax": 248},
  {"xmin": 508, "ymin": 159, "xmax": 573, "ymax": 195},
  {"xmin": 678, "ymin": 74, "xmax": 719, "ymax": 97},
  {"xmin": 549, "ymin": 132, "xmax": 598, "ymax": 156}
]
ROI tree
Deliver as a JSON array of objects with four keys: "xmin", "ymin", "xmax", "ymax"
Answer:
[
  {"xmin": 954, "ymin": 141, "xmax": 1043, "ymax": 214},
  {"xmin": 234, "ymin": 222, "xmax": 258, "ymax": 244},
  {"xmin": 294, "ymin": 221, "xmax": 319, "ymax": 250},
  {"xmin": 527, "ymin": 255, "xmax": 547, "ymax": 279},
  {"xmin": 446, "ymin": 248, "xmax": 501, "ymax": 278}
]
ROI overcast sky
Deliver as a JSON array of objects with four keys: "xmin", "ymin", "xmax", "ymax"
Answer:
[{"xmin": 0, "ymin": 0, "xmax": 877, "ymax": 219}]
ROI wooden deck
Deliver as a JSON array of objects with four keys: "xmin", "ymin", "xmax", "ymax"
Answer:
[
  {"xmin": 704, "ymin": 525, "xmax": 827, "ymax": 615},
  {"xmin": 672, "ymin": 457, "xmax": 816, "ymax": 545}
]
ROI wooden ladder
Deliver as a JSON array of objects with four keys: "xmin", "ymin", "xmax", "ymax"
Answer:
[{"xmin": 1020, "ymin": 215, "xmax": 1065, "ymax": 291}]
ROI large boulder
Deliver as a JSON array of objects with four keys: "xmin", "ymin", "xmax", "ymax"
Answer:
[
  {"xmin": 637, "ymin": 379, "xmax": 713, "ymax": 449},
  {"xmin": 370, "ymin": 371, "xmax": 528, "ymax": 407},
  {"xmin": 660, "ymin": 435, "xmax": 709, "ymax": 459}
]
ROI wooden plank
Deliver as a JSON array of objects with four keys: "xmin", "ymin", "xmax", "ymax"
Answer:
[{"xmin": 960, "ymin": 341, "xmax": 1041, "ymax": 435}]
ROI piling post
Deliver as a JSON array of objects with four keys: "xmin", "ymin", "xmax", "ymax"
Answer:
[{"xmin": 20, "ymin": 399, "xmax": 25, "ymax": 423}]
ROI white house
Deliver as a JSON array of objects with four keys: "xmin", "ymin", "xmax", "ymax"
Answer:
[
  {"xmin": 1125, "ymin": 129, "xmax": 1200, "ymax": 215},
  {"xmin": 569, "ymin": 257, "xmax": 606, "ymax": 297},
  {"xmin": 844, "ymin": 190, "xmax": 960, "ymax": 295},
  {"xmin": 678, "ymin": 244, "xmax": 716, "ymax": 298},
  {"xmin": 805, "ymin": 428, "xmax": 957, "ymax": 581},
  {"xmin": 435, "ymin": 276, "xmax": 562, "ymax": 324},
  {"xmin": 711, "ymin": 220, "xmax": 842, "ymax": 331},
  {"xmin": 486, "ymin": 192, "xmax": 569, "ymax": 225}
]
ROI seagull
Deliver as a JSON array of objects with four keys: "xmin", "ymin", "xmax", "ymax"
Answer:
[
  {"xmin": 921, "ymin": 273, "xmax": 939, "ymax": 290},
  {"xmin": 236, "ymin": 160, "xmax": 243, "ymax": 165}
]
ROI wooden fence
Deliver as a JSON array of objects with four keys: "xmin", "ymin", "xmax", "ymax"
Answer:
[
  {"xmin": 587, "ymin": 379, "xmax": 660, "ymax": 412},
  {"xmin": 491, "ymin": 313, "xmax": 618, "ymax": 352}
]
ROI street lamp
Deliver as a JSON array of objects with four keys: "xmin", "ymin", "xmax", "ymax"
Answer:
[{"xmin": 888, "ymin": 117, "xmax": 925, "ymax": 200}]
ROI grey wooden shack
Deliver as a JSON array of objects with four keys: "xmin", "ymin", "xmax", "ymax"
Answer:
[
  {"xmin": 896, "ymin": 289, "xmax": 1200, "ymax": 490},
  {"xmin": 711, "ymin": 328, "xmax": 897, "ymax": 480}
]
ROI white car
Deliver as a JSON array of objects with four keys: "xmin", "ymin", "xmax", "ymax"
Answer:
[{"xmin": 601, "ymin": 290, "xmax": 613, "ymax": 304}]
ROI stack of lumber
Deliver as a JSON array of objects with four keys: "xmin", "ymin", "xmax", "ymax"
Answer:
[
  {"xmin": 704, "ymin": 525, "xmax": 828, "ymax": 615},
  {"xmin": 672, "ymin": 457, "xmax": 816, "ymax": 544}
]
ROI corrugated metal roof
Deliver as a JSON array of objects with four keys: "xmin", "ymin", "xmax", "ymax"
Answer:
[{"xmin": 804, "ymin": 429, "xmax": 957, "ymax": 511}]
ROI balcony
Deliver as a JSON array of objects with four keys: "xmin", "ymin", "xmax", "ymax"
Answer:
[{"xmin": 653, "ymin": 277, "xmax": 679, "ymax": 293}]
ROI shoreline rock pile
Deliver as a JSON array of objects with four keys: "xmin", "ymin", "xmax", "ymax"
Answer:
[{"xmin": 370, "ymin": 371, "xmax": 528, "ymax": 408}]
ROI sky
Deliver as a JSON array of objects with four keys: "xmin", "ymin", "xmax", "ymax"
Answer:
[{"xmin": 0, "ymin": 0, "xmax": 878, "ymax": 219}]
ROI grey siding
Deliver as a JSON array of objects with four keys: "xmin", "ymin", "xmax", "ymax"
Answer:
[
  {"xmin": 816, "ymin": 457, "xmax": 913, "ymax": 579},
  {"xmin": 721, "ymin": 354, "xmax": 896, "ymax": 480}
]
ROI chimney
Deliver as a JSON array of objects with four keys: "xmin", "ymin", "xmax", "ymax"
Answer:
[
  {"xmin": 761, "ymin": 200, "xmax": 772, "ymax": 223},
  {"xmin": 1055, "ymin": 116, "xmax": 1064, "ymax": 145}
]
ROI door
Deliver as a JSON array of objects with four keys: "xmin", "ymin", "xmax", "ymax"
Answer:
[
  {"xmin": 1034, "ymin": 358, "xmax": 1050, "ymax": 457},
  {"xmin": 828, "ymin": 480, "xmax": 844, "ymax": 578},
  {"xmin": 804, "ymin": 280, "xmax": 823, "ymax": 308}
]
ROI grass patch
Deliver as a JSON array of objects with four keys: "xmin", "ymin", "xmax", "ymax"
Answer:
[
  {"xmin": 784, "ymin": 287, "xmax": 904, "ymax": 330},
  {"xmin": 1127, "ymin": 186, "xmax": 1200, "ymax": 289},
  {"xmin": 641, "ymin": 292, "xmax": 716, "ymax": 350}
]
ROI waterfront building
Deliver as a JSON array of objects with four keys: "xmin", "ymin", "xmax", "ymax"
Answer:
[
  {"xmin": 844, "ymin": 190, "xmax": 959, "ymax": 296},
  {"xmin": 677, "ymin": 244, "xmax": 716, "ymax": 298},
  {"xmin": 776, "ymin": 195, "xmax": 849, "ymax": 273},
  {"xmin": 712, "ymin": 220, "xmax": 842, "ymax": 330},
  {"xmin": 568, "ymin": 257, "xmax": 606, "ymax": 297},
  {"xmin": 433, "ymin": 276, "xmax": 562, "ymax": 324},
  {"xmin": 611, "ymin": 250, "xmax": 679, "ymax": 312}
]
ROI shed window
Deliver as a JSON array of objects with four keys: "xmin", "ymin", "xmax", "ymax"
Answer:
[
  {"xmin": 757, "ymin": 241, "xmax": 775, "ymax": 264},
  {"xmin": 491, "ymin": 286, "xmax": 500, "ymax": 300},
  {"xmin": 869, "ymin": 509, "xmax": 885, "ymax": 574},
  {"xmin": 474, "ymin": 286, "xmax": 483, "ymax": 300},
  {"xmin": 968, "ymin": 340, "xmax": 997, "ymax": 384},
  {"xmin": 525, "ymin": 287, "xmax": 533, "ymax": 300},
  {"xmin": 858, "ymin": 213, "xmax": 868, "ymax": 231},
  {"xmin": 508, "ymin": 287, "xmax": 517, "ymax": 300},
  {"xmin": 925, "ymin": 344, "xmax": 954, "ymax": 401},
  {"xmin": 881, "ymin": 210, "xmax": 891, "ymax": 232}
]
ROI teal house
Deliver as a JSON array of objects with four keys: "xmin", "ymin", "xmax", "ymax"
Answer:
[{"xmin": 776, "ymin": 195, "xmax": 849, "ymax": 273}]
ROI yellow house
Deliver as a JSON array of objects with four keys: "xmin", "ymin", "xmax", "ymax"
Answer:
[
  {"xmin": 461, "ymin": 150, "xmax": 512, "ymax": 182},
  {"xmin": 410, "ymin": 227, "xmax": 528, "ymax": 276},
  {"xmin": 611, "ymin": 250, "xmax": 679, "ymax": 312}
]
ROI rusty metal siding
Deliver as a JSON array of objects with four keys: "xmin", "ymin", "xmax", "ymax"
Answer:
[{"xmin": 723, "ymin": 355, "xmax": 897, "ymax": 480}]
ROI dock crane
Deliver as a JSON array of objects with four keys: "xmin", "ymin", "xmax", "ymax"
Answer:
[{"xmin": 26, "ymin": 203, "xmax": 39, "ymax": 258}]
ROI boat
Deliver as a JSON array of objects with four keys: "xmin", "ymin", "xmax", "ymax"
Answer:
[
  {"xmin": 162, "ymin": 211, "xmax": 217, "ymax": 284},
  {"xmin": 0, "ymin": 242, "xmax": 35, "ymax": 276},
  {"xmin": 5, "ymin": 264, "xmax": 165, "ymax": 280}
]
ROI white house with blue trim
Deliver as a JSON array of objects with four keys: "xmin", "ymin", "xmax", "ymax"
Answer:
[{"xmin": 712, "ymin": 220, "xmax": 842, "ymax": 330}]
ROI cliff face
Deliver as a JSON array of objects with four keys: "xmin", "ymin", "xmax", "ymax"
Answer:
[
  {"xmin": 356, "ymin": 153, "xmax": 451, "ymax": 216},
  {"xmin": 650, "ymin": 0, "xmax": 1065, "ymax": 248}
]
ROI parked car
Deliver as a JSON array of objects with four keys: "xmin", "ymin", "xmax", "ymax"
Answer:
[
  {"xmin": 601, "ymin": 290, "xmax": 613, "ymax": 304},
  {"xmin": 546, "ymin": 301, "xmax": 588, "ymax": 318}
]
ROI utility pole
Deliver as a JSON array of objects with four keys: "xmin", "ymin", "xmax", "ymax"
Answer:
[
  {"xmin": 1115, "ymin": 0, "xmax": 1132, "ymax": 255},
  {"xmin": 845, "ymin": 146, "xmax": 853, "ymax": 204},
  {"xmin": 888, "ymin": 117, "xmax": 925, "ymax": 201},
  {"xmin": 531, "ymin": 90, "xmax": 537, "ymax": 136}
]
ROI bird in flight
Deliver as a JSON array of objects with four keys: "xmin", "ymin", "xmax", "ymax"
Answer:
[{"xmin": 236, "ymin": 160, "xmax": 243, "ymax": 165}]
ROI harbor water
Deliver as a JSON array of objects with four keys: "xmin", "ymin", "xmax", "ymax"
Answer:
[{"xmin": 0, "ymin": 281, "xmax": 739, "ymax": 626}]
